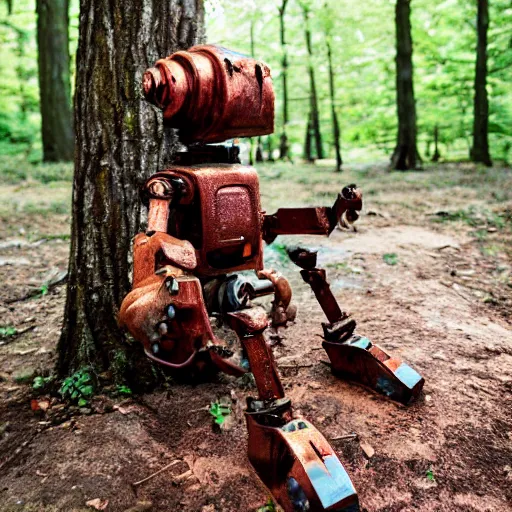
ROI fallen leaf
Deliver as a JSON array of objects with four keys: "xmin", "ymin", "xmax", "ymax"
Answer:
[{"xmin": 31, "ymin": 399, "xmax": 50, "ymax": 412}]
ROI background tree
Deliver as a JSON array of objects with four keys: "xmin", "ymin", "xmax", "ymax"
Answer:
[
  {"xmin": 322, "ymin": 1, "xmax": 342, "ymax": 171},
  {"xmin": 299, "ymin": 0, "xmax": 323, "ymax": 161},
  {"xmin": 278, "ymin": 0, "xmax": 289, "ymax": 160},
  {"xmin": 57, "ymin": 0, "xmax": 204, "ymax": 388},
  {"xmin": 470, "ymin": 0, "xmax": 492, "ymax": 166},
  {"xmin": 391, "ymin": 0, "xmax": 420, "ymax": 170},
  {"xmin": 36, "ymin": 0, "xmax": 74, "ymax": 162}
]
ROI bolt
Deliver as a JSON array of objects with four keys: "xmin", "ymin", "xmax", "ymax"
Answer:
[
  {"xmin": 152, "ymin": 343, "xmax": 160, "ymax": 355},
  {"xmin": 167, "ymin": 305, "xmax": 176, "ymax": 319}
]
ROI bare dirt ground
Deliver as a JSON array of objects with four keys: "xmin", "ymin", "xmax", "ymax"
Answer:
[{"xmin": 0, "ymin": 161, "xmax": 511, "ymax": 512}]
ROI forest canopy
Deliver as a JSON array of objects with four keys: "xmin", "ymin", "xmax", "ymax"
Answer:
[{"xmin": 0, "ymin": 0, "xmax": 511, "ymax": 163}]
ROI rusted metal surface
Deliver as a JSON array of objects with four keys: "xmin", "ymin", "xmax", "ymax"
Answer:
[
  {"xmin": 324, "ymin": 337, "xmax": 425, "ymax": 405},
  {"xmin": 263, "ymin": 185, "xmax": 362, "ymax": 244},
  {"xmin": 227, "ymin": 308, "xmax": 284, "ymax": 401},
  {"xmin": 245, "ymin": 400, "xmax": 359, "ymax": 511},
  {"xmin": 144, "ymin": 165, "xmax": 264, "ymax": 277},
  {"xmin": 143, "ymin": 45, "xmax": 275, "ymax": 144},
  {"xmin": 289, "ymin": 247, "xmax": 424, "ymax": 405}
]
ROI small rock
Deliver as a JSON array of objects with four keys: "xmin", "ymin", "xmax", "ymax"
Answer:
[
  {"xmin": 124, "ymin": 501, "xmax": 153, "ymax": 512},
  {"xmin": 201, "ymin": 506, "xmax": 215, "ymax": 512},
  {"xmin": 79, "ymin": 407, "xmax": 93, "ymax": 415},
  {"xmin": 86, "ymin": 498, "xmax": 109, "ymax": 510},
  {"xmin": 360, "ymin": 442, "xmax": 375, "ymax": 459},
  {"xmin": 308, "ymin": 381, "xmax": 322, "ymax": 390},
  {"xmin": 425, "ymin": 394, "xmax": 432, "ymax": 402}
]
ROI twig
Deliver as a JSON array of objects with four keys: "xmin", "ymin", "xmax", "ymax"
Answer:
[
  {"xmin": 280, "ymin": 363, "xmax": 313, "ymax": 369},
  {"xmin": 331, "ymin": 433, "xmax": 358, "ymax": 441},
  {"xmin": 132, "ymin": 459, "xmax": 182, "ymax": 487},
  {"xmin": 4, "ymin": 272, "xmax": 67, "ymax": 304}
]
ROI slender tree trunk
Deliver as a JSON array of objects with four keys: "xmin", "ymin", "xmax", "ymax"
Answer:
[
  {"xmin": 278, "ymin": 0, "xmax": 289, "ymax": 160},
  {"xmin": 36, "ymin": 0, "xmax": 74, "ymax": 162},
  {"xmin": 326, "ymin": 38, "xmax": 342, "ymax": 172},
  {"xmin": 302, "ymin": 4, "xmax": 323, "ymax": 160},
  {"xmin": 390, "ymin": 0, "xmax": 420, "ymax": 170},
  {"xmin": 432, "ymin": 124, "xmax": 441, "ymax": 162},
  {"xmin": 304, "ymin": 110, "xmax": 314, "ymax": 162},
  {"xmin": 266, "ymin": 135, "xmax": 275, "ymax": 162},
  {"xmin": 256, "ymin": 137, "xmax": 263, "ymax": 162},
  {"xmin": 57, "ymin": 0, "xmax": 204, "ymax": 390},
  {"xmin": 470, "ymin": 0, "xmax": 492, "ymax": 166}
]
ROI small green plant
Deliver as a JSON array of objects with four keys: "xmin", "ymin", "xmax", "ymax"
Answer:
[
  {"xmin": 32, "ymin": 375, "xmax": 53, "ymax": 391},
  {"xmin": 256, "ymin": 498, "xmax": 277, "ymax": 512},
  {"xmin": 209, "ymin": 401, "xmax": 231, "ymax": 425},
  {"xmin": 59, "ymin": 368, "xmax": 94, "ymax": 405},
  {"xmin": 426, "ymin": 467, "xmax": 435, "ymax": 482},
  {"xmin": 39, "ymin": 284, "xmax": 49, "ymax": 297},
  {"xmin": 116, "ymin": 384, "xmax": 132, "ymax": 396},
  {"xmin": 0, "ymin": 326, "xmax": 17, "ymax": 339},
  {"xmin": 383, "ymin": 253, "xmax": 398, "ymax": 266}
]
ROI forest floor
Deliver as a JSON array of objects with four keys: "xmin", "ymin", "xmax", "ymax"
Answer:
[{"xmin": 0, "ymin": 159, "xmax": 511, "ymax": 512}]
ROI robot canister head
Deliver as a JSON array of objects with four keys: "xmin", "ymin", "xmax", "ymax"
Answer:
[{"xmin": 143, "ymin": 45, "xmax": 275, "ymax": 144}]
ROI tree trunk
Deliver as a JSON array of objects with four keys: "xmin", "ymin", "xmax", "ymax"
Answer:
[
  {"xmin": 256, "ymin": 137, "xmax": 263, "ymax": 162},
  {"xmin": 304, "ymin": 110, "xmax": 314, "ymax": 162},
  {"xmin": 390, "ymin": 0, "xmax": 420, "ymax": 170},
  {"xmin": 57, "ymin": 0, "xmax": 204, "ymax": 390},
  {"xmin": 302, "ymin": 4, "xmax": 323, "ymax": 160},
  {"xmin": 278, "ymin": 0, "xmax": 289, "ymax": 160},
  {"xmin": 266, "ymin": 135, "xmax": 275, "ymax": 162},
  {"xmin": 326, "ymin": 38, "xmax": 342, "ymax": 172},
  {"xmin": 36, "ymin": 0, "xmax": 74, "ymax": 162},
  {"xmin": 432, "ymin": 124, "xmax": 441, "ymax": 162},
  {"xmin": 470, "ymin": 0, "xmax": 492, "ymax": 166}
]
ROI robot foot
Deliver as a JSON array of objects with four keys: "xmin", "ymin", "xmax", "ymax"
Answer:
[
  {"xmin": 246, "ymin": 398, "xmax": 359, "ymax": 512},
  {"xmin": 322, "ymin": 330, "xmax": 424, "ymax": 405}
]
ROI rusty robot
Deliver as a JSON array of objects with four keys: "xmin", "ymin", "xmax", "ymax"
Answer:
[{"xmin": 119, "ymin": 45, "xmax": 424, "ymax": 512}]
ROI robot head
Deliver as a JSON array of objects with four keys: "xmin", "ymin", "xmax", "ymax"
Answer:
[{"xmin": 143, "ymin": 45, "xmax": 275, "ymax": 144}]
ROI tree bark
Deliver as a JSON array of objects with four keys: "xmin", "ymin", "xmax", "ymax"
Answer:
[
  {"xmin": 326, "ymin": 38, "xmax": 342, "ymax": 172},
  {"xmin": 278, "ymin": 0, "xmax": 290, "ymax": 160},
  {"xmin": 57, "ymin": 0, "xmax": 204, "ymax": 390},
  {"xmin": 470, "ymin": 0, "xmax": 492, "ymax": 166},
  {"xmin": 301, "ymin": 3, "xmax": 323, "ymax": 160},
  {"xmin": 36, "ymin": 0, "xmax": 74, "ymax": 162},
  {"xmin": 390, "ymin": 0, "xmax": 420, "ymax": 170}
]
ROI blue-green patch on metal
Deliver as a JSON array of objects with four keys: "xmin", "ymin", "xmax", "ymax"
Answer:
[
  {"xmin": 375, "ymin": 376, "xmax": 396, "ymax": 397},
  {"xmin": 348, "ymin": 337, "xmax": 372, "ymax": 350},
  {"xmin": 394, "ymin": 363, "xmax": 423, "ymax": 389},
  {"xmin": 306, "ymin": 455, "xmax": 357, "ymax": 509}
]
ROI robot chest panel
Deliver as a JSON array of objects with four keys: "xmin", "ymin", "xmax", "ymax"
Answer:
[{"xmin": 174, "ymin": 165, "xmax": 264, "ymax": 276}]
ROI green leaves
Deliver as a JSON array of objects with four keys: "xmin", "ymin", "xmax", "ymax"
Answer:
[
  {"xmin": 59, "ymin": 367, "xmax": 95, "ymax": 405},
  {"xmin": 383, "ymin": 253, "xmax": 398, "ymax": 266},
  {"xmin": 0, "ymin": 325, "xmax": 17, "ymax": 338},
  {"xmin": 256, "ymin": 498, "xmax": 277, "ymax": 512},
  {"xmin": 209, "ymin": 401, "xmax": 232, "ymax": 425}
]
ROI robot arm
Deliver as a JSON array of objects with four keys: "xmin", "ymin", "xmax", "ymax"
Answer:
[{"xmin": 262, "ymin": 184, "xmax": 362, "ymax": 244}]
